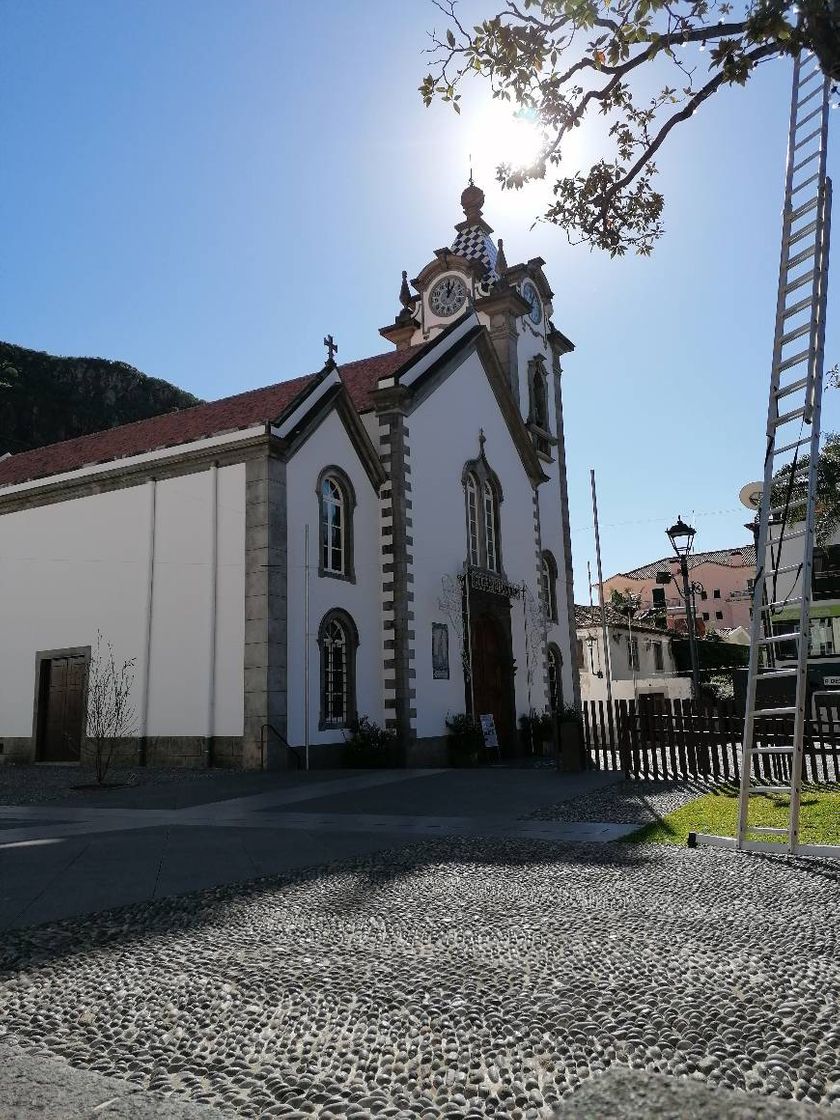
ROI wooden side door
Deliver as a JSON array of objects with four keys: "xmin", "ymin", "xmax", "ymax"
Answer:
[
  {"xmin": 39, "ymin": 656, "xmax": 87, "ymax": 761},
  {"xmin": 472, "ymin": 614, "xmax": 514, "ymax": 750}
]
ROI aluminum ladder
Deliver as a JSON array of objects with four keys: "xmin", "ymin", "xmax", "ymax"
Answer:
[{"xmin": 697, "ymin": 51, "xmax": 838, "ymax": 859}]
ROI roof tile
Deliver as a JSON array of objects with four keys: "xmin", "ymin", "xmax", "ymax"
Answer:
[{"xmin": 0, "ymin": 344, "xmax": 426, "ymax": 488}]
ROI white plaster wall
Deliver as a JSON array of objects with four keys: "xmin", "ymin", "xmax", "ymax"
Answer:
[
  {"xmin": 578, "ymin": 626, "xmax": 691, "ymax": 703},
  {"xmin": 0, "ymin": 464, "xmax": 246, "ymax": 740},
  {"xmin": 285, "ymin": 409, "xmax": 383, "ymax": 747},
  {"xmin": 409, "ymin": 348, "xmax": 546, "ymax": 739}
]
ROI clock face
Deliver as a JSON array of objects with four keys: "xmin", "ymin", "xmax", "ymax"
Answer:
[
  {"xmin": 429, "ymin": 274, "xmax": 467, "ymax": 318},
  {"xmin": 522, "ymin": 281, "xmax": 542, "ymax": 325}
]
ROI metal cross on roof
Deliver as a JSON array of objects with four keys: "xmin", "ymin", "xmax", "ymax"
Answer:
[{"xmin": 323, "ymin": 334, "xmax": 338, "ymax": 364}]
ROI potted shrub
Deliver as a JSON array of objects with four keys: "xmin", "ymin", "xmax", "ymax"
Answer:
[
  {"xmin": 445, "ymin": 713, "xmax": 484, "ymax": 767},
  {"xmin": 518, "ymin": 711, "xmax": 554, "ymax": 756},
  {"xmin": 344, "ymin": 716, "xmax": 400, "ymax": 768}
]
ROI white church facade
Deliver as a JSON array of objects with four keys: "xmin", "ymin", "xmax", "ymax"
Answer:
[{"xmin": 0, "ymin": 184, "xmax": 579, "ymax": 769}]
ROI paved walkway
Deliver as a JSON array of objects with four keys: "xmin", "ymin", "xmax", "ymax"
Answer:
[{"xmin": 0, "ymin": 767, "xmax": 627, "ymax": 929}]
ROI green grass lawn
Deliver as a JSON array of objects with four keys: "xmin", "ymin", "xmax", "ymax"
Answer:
[{"xmin": 629, "ymin": 786, "xmax": 840, "ymax": 846}]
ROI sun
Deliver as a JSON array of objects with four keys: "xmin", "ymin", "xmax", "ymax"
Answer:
[{"xmin": 471, "ymin": 100, "xmax": 546, "ymax": 171}]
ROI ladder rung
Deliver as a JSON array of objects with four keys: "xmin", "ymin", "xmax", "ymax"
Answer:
[
  {"xmin": 753, "ymin": 745, "xmax": 795, "ymax": 754},
  {"xmin": 795, "ymin": 85, "xmax": 822, "ymax": 113},
  {"xmin": 772, "ymin": 405, "xmax": 807, "ymax": 427},
  {"xmin": 792, "ymin": 148, "xmax": 819, "ymax": 176},
  {"xmin": 794, "ymin": 128, "xmax": 821, "ymax": 152},
  {"xmin": 773, "ymin": 435, "xmax": 812, "ymax": 456},
  {"xmin": 783, "ymin": 294, "xmax": 815, "ymax": 320},
  {"xmin": 760, "ymin": 597, "xmax": 804, "ymax": 612},
  {"xmin": 789, "ymin": 195, "xmax": 819, "ymax": 223},
  {"xmin": 767, "ymin": 498, "xmax": 808, "ymax": 517},
  {"xmin": 798, "ymin": 61, "xmax": 822, "ymax": 87},
  {"xmin": 784, "ymin": 268, "xmax": 816, "ymax": 298},
  {"xmin": 778, "ymin": 527, "xmax": 808, "ymax": 541},
  {"xmin": 776, "ymin": 347, "xmax": 810, "ymax": 373},
  {"xmin": 759, "ymin": 631, "xmax": 801, "ymax": 645},
  {"xmin": 748, "ymin": 825, "xmax": 789, "ymax": 834},
  {"xmin": 795, "ymin": 105, "xmax": 824, "ymax": 136},
  {"xmin": 791, "ymin": 172, "xmax": 820, "ymax": 199},
  {"xmin": 762, "ymin": 562, "xmax": 803, "ymax": 579},
  {"xmin": 753, "ymin": 707, "xmax": 797, "ymax": 717},
  {"xmin": 786, "ymin": 244, "xmax": 817, "ymax": 272},
  {"xmin": 779, "ymin": 320, "xmax": 812, "ymax": 348},
  {"xmin": 788, "ymin": 218, "xmax": 818, "ymax": 247},
  {"xmin": 775, "ymin": 374, "xmax": 810, "ymax": 400},
  {"xmin": 757, "ymin": 667, "xmax": 798, "ymax": 678}
]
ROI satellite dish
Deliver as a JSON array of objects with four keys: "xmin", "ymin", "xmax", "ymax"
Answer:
[{"xmin": 739, "ymin": 482, "xmax": 763, "ymax": 510}]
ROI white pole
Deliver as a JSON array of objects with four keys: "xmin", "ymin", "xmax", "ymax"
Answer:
[
  {"xmin": 304, "ymin": 523, "xmax": 311, "ymax": 772},
  {"xmin": 590, "ymin": 469, "xmax": 615, "ymax": 720}
]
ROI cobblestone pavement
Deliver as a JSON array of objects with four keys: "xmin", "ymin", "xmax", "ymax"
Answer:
[
  {"xmin": 525, "ymin": 778, "xmax": 722, "ymax": 823},
  {"xmin": 1, "ymin": 838, "xmax": 838, "ymax": 1118}
]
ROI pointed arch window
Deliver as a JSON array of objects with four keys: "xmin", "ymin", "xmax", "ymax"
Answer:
[
  {"xmin": 466, "ymin": 473, "xmax": 480, "ymax": 567},
  {"xmin": 318, "ymin": 609, "xmax": 359, "ymax": 729},
  {"xmin": 462, "ymin": 442, "xmax": 503, "ymax": 573},
  {"xmin": 484, "ymin": 480, "xmax": 500, "ymax": 573},
  {"xmin": 548, "ymin": 644, "xmax": 564, "ymax": 712},
  {"xmin": 317, "ymin": 467, "xmax": 356, "ymax": 581},
  {"xmin": 529, "ymin": 357, "xmax": 550, "ymax": 432},
  {"xmin": 541, "ymin": 550, "xmax": 559, "ymax": 622}
]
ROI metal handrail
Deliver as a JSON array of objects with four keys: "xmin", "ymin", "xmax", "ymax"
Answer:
[{"xmin": 259, "ymin": 723, "xmax": 303, "ymax": 770}]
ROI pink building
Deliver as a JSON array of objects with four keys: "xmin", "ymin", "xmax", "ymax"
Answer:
[{"xmin": 600, "ymin": 545, "xmax": 757, "ymax": 636}]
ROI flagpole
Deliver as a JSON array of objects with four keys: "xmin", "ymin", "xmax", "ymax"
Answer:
[{"xmin": 590, "ymin": 470, "xmax": 615, "ymax": 725}]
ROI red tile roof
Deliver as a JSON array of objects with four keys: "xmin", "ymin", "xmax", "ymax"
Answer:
[
  {"xmin": 0, "ymin": 344, "xmax": 427, "ymax": 488},
  {"xmin": 340, "ymin": 344, "xmax": 426, "ymax": 412}
]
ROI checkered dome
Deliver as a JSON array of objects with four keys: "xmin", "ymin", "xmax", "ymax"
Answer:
[{"xmin": 451, "ymin": 226, "xmax": 499, "ymax": 294}]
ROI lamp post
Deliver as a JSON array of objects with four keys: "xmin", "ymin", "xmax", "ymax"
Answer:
[{"xmin": 667, "ymin": 516, "xmax": 701, "ymax": 702}]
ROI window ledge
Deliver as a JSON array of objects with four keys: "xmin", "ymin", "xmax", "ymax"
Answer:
[{"xmin": 318, "ymin": 567, "xmax": 356, "ymax": 584}]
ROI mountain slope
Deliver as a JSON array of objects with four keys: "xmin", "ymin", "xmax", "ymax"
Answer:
[{"xmin": 0, "ymin": 341, "xmax": 202, "ymax": 456}]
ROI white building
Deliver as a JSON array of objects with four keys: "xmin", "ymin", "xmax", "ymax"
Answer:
[
  {"xmin": 576, "ymin": 605, "xmax": 691, "ymax": 706},
  {"xmin": 0, "ymin": 183, "xmax": 579, "ymax": 769}
]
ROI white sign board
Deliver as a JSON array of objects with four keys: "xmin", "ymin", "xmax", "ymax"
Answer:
[
  {"xmin": 480, "ymin": 713, "xmax": 499, "ymax": 750},
  {"xmin": 822, "ymin": 676, "xmax": 840, "ymax": 687}
]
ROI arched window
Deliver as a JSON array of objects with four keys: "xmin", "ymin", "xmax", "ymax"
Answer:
[
  {"xmin": 466, "ymin": 473, "xmax": 480, "ymax": 567},
  {"xmin": 318, "ymin": 609, "xmax": 358, "ymax": 729},
  {"xmin": 529, "ymin": 357, "xmax": 550, "ymax": 432},
  {"xmin": 317, "ymin": 467, "xmax": 355, "ymax": 580},
  {"xmin": 484, "ymin": 480, "xmax": 500, "ymax": 573},
  {"xmin": 541, "ymin": 550, "xmax": 558, "ymax": 622},
  {"xmin": 462, "ymin": 436, "xmax": 504, "ymax": 573},
  {"xmin": 548, "ymin": 644, "xmax": 563, "ymax": 712}
]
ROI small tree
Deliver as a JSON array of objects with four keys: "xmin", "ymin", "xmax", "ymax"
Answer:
[{"xmin": 83, "ymin": 633, "xmax": 137, "ymax": 785}]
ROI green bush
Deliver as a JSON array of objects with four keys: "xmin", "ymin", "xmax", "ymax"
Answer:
[
  {"xmin": 343, "ymin": 716, "xmax": 400, "ymax": 768},
  {"xmin": 445, "ymin": 713, "xmax": 484, "ymax": 767}
]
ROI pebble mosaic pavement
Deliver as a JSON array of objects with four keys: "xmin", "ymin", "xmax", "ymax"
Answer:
[{"xmin": 1, "ymin": 838, "xmax": 839, "ymax": 1119}]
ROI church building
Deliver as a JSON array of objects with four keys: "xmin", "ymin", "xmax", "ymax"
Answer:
[{"xmin": 0, "ymin": 183, "xmax": 579, "ymax": 768}]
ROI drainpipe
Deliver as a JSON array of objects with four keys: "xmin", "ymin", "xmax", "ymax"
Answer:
[
  {"xmin": 207, "ymin": 463, "xmax": 218, "ymax": 767},
  {"xmin": 139, "ymin": 478, "xmax": 157, "ymax": 766}
]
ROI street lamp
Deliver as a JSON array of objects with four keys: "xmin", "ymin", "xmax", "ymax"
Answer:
[{"xmin": 666, "ymin": 516, "xmax": 701, "ymax": 701}]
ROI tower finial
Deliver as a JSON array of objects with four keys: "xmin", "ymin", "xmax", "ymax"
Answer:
[
  {"xmin": 323, "ymin": 334, "xmax": 338, "ymax": 365},
  {"xmin": 399, "ymin": 269, "xmax": 412, "ymax": 309},
  {"xmin": 461, "ymin": 179, "xmax": 484, "ymax": 225},
  {"xmin": 495, "ymin": 237, "xmax": 508, "ymax": 277},
  {"xmin": 478, "ymin": 428, "xmax": 486, "ymax": 456},
  {"xmin": 469, "ymin": 153, "xmax": 474, "ymax": 186}
]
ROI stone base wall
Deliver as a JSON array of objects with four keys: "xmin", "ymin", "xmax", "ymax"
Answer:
[
  {"xmin": 0, "ymin": 736, "xmax": 244, "ymax": 769},
  {"xmin": 406, "ymin": 735, "xmax": 449, "ymax": 768},
  {"xmin": 0, "ymin": 737, "xmax": 35, "ymax": 765}
]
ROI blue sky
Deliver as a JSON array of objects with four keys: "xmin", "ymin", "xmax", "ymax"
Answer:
[{"xmin": 2, "ymin": 0, "xmax": 838, "ymax": 597}]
